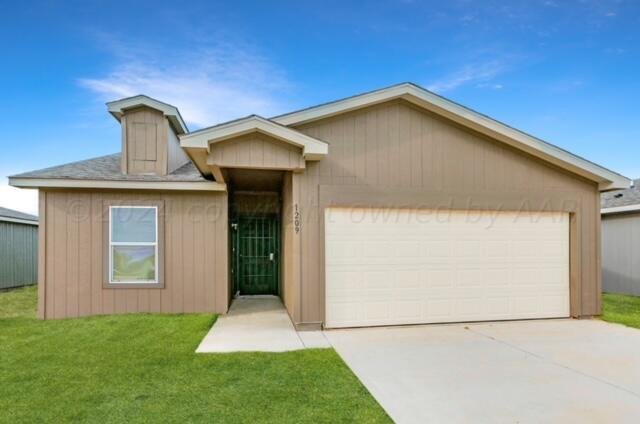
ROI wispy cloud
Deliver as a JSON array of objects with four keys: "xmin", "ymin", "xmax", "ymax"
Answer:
[
  {"xmin": 80, "ymin": 37, "xmax": 292, "ymax": 128},
  {"xmin": 426, "ymin": 60, "xmax": 508, "ymax": 93}
]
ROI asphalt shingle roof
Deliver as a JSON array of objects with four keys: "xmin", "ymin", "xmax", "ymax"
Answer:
[
  {"xmin": 0, "ymin": 207, "xmax": 38, "ymax": 222},
  {"xmin": 601, "ymin": 178, "xmax": 640, "ymax": 208},
  {"xmin": 10, "ymin": 153, "xmax": 208, "ymax": 182}
]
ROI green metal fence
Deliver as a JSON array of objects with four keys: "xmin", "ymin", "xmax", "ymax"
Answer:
[{"xmin": 0, "ymin": 221, "xmax": 38, "ymax": 289}]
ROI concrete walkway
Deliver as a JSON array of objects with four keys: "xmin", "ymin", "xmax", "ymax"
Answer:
[
  {"xmin": 196, "ymin": 296, "xmax": 329, "ymax": 353},
  {"xmin": 325, "ymin": 319, "xmax": 640, "ymax": 424}
]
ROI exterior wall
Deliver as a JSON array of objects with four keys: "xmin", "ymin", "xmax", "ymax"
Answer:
[
  {"xmin": 208, "ymin": 133, "xmax": 305, "ymax": 171},
  {"xmin": 121, "ymin": 107, "xmax": 169, "ymax": 175},
  {"xmin": 0, "ymin": 221, "xmax": 38, "ymax": 289},
  {"xmin": 290, "ymin": 99, "xmax": 601, "ymax": 326},
  {"xmin": 602, "ymin": 213, "xmax": 640, "ymax": 295},
  {"xmin": 38, "ymin": 189, "xmax": 228, "ymax": 319},
  {"xmin": 167, "ymin": 120, "xmax": 190, "ymax": 173},
  {"xmin": 281, "ymin": 172, "xmax": 299, "ymax": 321}
]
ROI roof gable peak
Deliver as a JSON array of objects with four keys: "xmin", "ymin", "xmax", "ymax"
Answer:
[
  {"xmin": 272, "ymin": 82, "xmax": 630, "ymax": 191},
  {"xmin": 107, "ymin": 94, "xmax": 189, "ymax": 134}
]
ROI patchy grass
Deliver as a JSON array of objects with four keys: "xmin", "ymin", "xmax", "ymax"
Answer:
[
  {"xmin": 602, "ymin": 292, "xmax": 640, "ymax": 329},
  {"xmin": 0, "ymin": 287, "xmax": 389, "ymax": 423},
  {"xmin": 0, "ymin": 286, "xmax": 37, "ymax": 319}
]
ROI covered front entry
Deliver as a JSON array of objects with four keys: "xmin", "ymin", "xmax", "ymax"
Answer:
[
  {"xmin": 189, "ymin": 117, "xmax": 328, "ymax": 317},
  {"xmin": 233, "ymin": 214, "xmax": 280, "ymax": 295},
  {"xmin": 227, "ymin": 169, "xmax": 286, "ymax": 297}
]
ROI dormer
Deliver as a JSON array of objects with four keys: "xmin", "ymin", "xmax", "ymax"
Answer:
[{"xmin": 107, "ymin": 95, "xmax": 190, "ymax": 176}]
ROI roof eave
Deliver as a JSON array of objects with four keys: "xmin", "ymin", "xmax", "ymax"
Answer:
[
  {"xmin": 0, "ymin": 216, "xmax": 38, "ymax": 226},
  {"xmin": 9, "ymin": 177, "xmax": 226, "ymax": 192},
  {"xmin": 601, "ymin": 204, "xmax": 640, "ymax": 215},
  {"xmin": 272, "ymin": 83, "xmax": 631, "ymax": 191}
]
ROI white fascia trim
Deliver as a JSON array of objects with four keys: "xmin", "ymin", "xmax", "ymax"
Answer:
[
  {"xmin": 180, "ymin": 116, "xmax": 328, "ymax": 160},
  {"xmin": 601, "ymin": 204, "xmax": 640, "ymax": 215},
  {"xmin": 0, "ymin": 216, "xmax": 38, "ymax": 226},
  {"xmin": 273, "ymin": 83, "xmax": 631, "ymax": 190},
  {"xmin": 107, "ymin": 95, "xmax": 188, "ymax": 134},
  {"xmin": 9, "ymin": 178, "xmax": 226, "ymax": 192}
]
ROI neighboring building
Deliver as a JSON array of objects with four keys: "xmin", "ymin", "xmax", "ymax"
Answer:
[
  {"xmin": 601, "ymin": 180, "xmax": 640, "ymax": 295},
  {"xmin": 9, "ymin": 83, "xmax": 631, "ymax": 327},
  {"xmin": 0, "ymin": 207, "xmax": 38, "ymax": 289}
]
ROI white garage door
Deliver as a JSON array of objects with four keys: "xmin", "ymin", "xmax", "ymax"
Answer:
[{"xmin": 325, "ymin": 208, "xmax": 570, "ymax": 328}]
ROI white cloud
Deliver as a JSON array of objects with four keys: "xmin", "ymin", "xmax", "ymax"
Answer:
[
  {"xmin": 0, "ymin": 179, "xmax": 39, "ymax": 216},
  {"xmin": 80, "ymin": 41, "xmax": 292, "ymax": 128},
  {"xmin": 427, "ymin": 61, "xmax": 507, "ymax": 93}
]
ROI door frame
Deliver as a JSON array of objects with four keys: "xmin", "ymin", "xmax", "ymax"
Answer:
[{"xmin": 231, "ymin": 213, "xmax": 281, "ymax": 296}]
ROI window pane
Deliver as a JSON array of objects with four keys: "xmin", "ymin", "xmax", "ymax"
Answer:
[
  {"xmin": 111, "ymin": 207, "xmax": 156, "ymax": 243},
  {"xmin": 112, "ymin": 245, "xmax": 156, "ymax": 282}
]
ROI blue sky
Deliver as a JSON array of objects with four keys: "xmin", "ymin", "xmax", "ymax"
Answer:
[{"xmin": 1, "ymin": 0, "xmax": 639, "ymax": 214}]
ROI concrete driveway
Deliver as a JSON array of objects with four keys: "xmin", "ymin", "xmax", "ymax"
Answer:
[{"xmin": 325, "ymin": 319, "xmax": 640, "ymax": 423}]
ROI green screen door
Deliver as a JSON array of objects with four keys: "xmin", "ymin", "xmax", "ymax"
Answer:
[{"xmin": 234, "ymin": 214, "xmax": 279, "ymax": 295}]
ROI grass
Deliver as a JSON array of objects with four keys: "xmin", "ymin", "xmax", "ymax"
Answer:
[
  {"xmin": 0, "ymin": 287, "xmax": 389, "ymax": 423},
  {"xmin": 602, "ymin": 292, "xmax": 640, "ymax": 329}
]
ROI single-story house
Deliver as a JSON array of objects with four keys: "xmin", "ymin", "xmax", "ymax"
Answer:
[
  {"xmin": 0, "ymin": 207, "xmax": 38, "ymax": 289},
  {"xmin": 601, "ymin": 180, "xmax": 640, "ymax": 295},
  {"xmin": 9, "ymin": 82, "xmax": 632, "ymax": 328}
]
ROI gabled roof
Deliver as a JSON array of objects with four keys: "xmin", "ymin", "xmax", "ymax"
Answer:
[
  {"xmin": 107, "ymin": 95, "xmax": 189, "ymax": 135},
  {"xmin": 601, "ymin": 179, "xmax": 640, "ymax": 214},
  {"xmin": 273, "ymin": 82, "xmax": 631, "ymax": 191},
  {"xmin": 9, "ymin": 154, "xmax": 224, "ymax": 192},
  {"xmin": 180, "ymin": 115, "xmax": 329, "ymax": 160},
  {"xmin": 0, "ymin": 207, "xmax": 38, "ymax": 225}
]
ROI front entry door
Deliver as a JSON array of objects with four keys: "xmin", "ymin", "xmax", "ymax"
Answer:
[{"xmin": 234, "ymin": 214, "xmax": 279, "ymax": 295}]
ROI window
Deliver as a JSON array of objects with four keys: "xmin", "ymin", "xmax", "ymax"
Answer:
[{"xmin": 109, "ymin": 206, "xmax": 158, "ymax": 285}]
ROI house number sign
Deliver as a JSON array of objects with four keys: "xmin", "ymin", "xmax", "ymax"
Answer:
[{"xmin": 294, "ymin": 204, "xmax": 301, "ymax": 234}]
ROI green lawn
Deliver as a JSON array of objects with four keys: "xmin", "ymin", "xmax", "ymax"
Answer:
[
  {"xmin": 0, "ymin": 287, "xmax": 389, "ymax": 423},
  {"xmin": 602, "ymin": 292, "xmax": 640, "ymax": 329}
]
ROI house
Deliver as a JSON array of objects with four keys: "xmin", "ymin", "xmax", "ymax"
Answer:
[
  {"xmin": 0, "ymin": 207, "xmax": 38, "ymax": 289},
  {"xmin": 601, "ymin": 180, "xmax": 640, "ymax": 295},
  {"xmin": 9, "ymin": 82, "xmax": 631, "ymax": 328}
]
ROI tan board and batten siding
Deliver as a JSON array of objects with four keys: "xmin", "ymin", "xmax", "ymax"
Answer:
[
  {"xmin": 208, "ymin": 133, "xmax": 306, "ymax": 171},
  {"xmin": 121, "ymin": 106, "xmax": 189, "ymax": 175},
  {"xmin": 290, "ymin": 99, "xmax": 601, "ymax": 325},
  {"xmin": 38, "ymin": 190, "xmax": 227, "ymax": 319},
  {"xmin": 36, "ymin": 98, "xmax": 602, "ymax": 323}
]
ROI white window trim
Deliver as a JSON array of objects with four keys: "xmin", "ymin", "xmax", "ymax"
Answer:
[{"xmin": 108, "ymin": 205, "xmax": 159, "ymax": 285}]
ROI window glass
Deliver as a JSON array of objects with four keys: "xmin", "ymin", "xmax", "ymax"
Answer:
[
  {"xmin": 111, "ymin": 207, "xmax": 156, "ymax": 243},
  {"xmin": 112, "ymin": 245, "xmax": 156, "ymax": 282},
  {"xmin": 109, "ymin": 206, "xmax": 158, "ymax": 284}
]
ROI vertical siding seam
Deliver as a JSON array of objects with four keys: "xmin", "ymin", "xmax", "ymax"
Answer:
[{"xmin": 42, "ymin": 191, "xmax": 47, "ymax": 318}]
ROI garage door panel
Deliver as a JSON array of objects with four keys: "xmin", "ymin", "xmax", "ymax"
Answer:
[{"xmin": 325, "ymin": 208, "xmax": 570, "ymax": 328}]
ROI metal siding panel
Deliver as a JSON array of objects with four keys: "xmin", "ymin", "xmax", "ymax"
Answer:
[
  {"xmin": 602, "ymin": 214, "xmax": 640, "ymax": 295},
  {"xmin": 0, "ymin": 221, "xmax": 38, "ymax": 289}
]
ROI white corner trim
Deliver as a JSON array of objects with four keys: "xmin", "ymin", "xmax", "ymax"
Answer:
[
  {"xmin": 9, "ymin": 177, "xmax": 226, "ymax": 192},
  {"xmin": 107, "ymin": 95, "xmax": 188, "ymax": 134},
  {"xmin": 180, "ymin": 116, "xmax": 328, "ymax": 160},
  {"xmin": 272, "ymin": 83, "xmax": 631, "ymax": 191},
  {"xmin": 0, "ymin": 216, "xmax": 38, "ymax": 226},
  {"xmin": 601, "ymin": 204, "xmax": 640, "ymax": 215}
]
